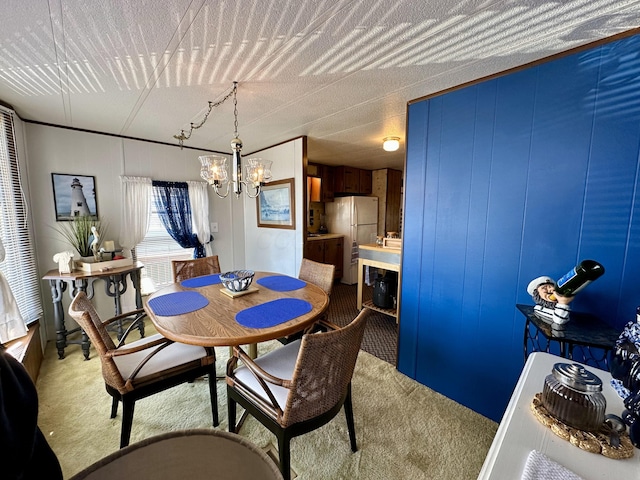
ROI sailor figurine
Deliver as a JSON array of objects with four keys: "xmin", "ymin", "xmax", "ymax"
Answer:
[{"xmin": 527, "ymin": 275, "xmax": 574, "ymax": 326}]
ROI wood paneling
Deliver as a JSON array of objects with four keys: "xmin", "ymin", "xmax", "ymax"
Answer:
[
  {"xmin": 400, "ymin": 33, "xmax": 640, "ymax": 422},
  {"xmin": 373, "ymin": 168, "xmax": 403, "ymax": 236}
]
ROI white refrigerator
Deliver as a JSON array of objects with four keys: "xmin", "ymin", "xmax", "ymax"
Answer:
[{"xmin": 326, "ymin": 196, "xmax": 378, "ymax": 284}]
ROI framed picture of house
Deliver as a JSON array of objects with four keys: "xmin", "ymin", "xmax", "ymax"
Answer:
[
  {"xmin": 51, "ymin": 173, "xmax": 99, "ymax": 221},
  {"xmin": 256, "ymin": 178, "xmax": 295, "ymax": 229}
]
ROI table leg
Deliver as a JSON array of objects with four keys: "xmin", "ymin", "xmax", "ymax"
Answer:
[
  {"xmin": 128, "ymin": 269, "xmax": 145, "ymax": 337},
  {"xmin": 104, "ymin": 273, "xmax": 127, "ymax": 339},
  {"xmin": 560, "ymin": 341, "xmax": 568, "ymax": 359},
  {"xmin": 357, "ymin": 259, "xmax": 364, "ymax": 310},
  {"xmin": 523, "ymin": 319, "xmax": 552, "ymax": 360},
  {"xmin": 49, "ymin": 279, "xmax": 68, "ymax": 359}
]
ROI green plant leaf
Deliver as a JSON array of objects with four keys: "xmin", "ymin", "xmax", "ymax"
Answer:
[{"xmin": 52, "ymin": 216, "xmax": 108, "ymax": 257}]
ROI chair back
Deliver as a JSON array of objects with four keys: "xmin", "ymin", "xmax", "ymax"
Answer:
[
  {"xmin": 282, "ymin": 308, "xmax": 370, "ymax": 426},
  {"xmin": 69, "ymin": 429, "xmax": 284, "ymax": 480},
  {"xmin": 172, "ymin": 256, "xmax": 221, "ymax": 282},
  {"xmin": 68, "ymin": 292, "xmax": 126, "ymax": 392},
  {"xmin": 298, "ymin": 258, "xmax": 335, "ymax": 296}
]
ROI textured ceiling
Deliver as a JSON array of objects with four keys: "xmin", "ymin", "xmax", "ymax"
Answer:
[{"xmin": 1, "ymin": 1, "xmax": 639, "ymax": 171}]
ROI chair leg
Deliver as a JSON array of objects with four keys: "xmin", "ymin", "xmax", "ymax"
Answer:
[
  {"xmin": 344, "ymin": 386, "xmax": 358, "ymax": 452},
  {"xmin": 136, "ymin": 316, "xmax": 145, "ymax": 338},
  {"xmin": 227, "ymin": 395, "xmax": 237, "ymax": 433},
  {"xmin": 110, "ymin": 396, "xmax": 119, "ymax": 419},
  {"xmin": 208, "ymin": 370, "xmax": 219, "ymax": 427},
  {"xmin": 120, "ymin": 399, "xmax": 135, "ymax": 448},
  {"xmin": 277, "ymin": 432, "xmax": 292, "ymax": 480}
]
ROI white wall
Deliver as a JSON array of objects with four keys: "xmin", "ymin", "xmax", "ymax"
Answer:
[
  {"xmin": 22, "ymin": 123, "xmax": 304, "ymax": 342},
  {"xmin": 243, "ymin": 138, "xmax": 305, "ymax": 277}
]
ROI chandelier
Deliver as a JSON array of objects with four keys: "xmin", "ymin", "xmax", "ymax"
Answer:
[{"xmin": 174, "ymin": 82, "xmax": 272, "ymax": 199}]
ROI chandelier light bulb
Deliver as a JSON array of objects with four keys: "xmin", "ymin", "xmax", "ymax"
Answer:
[
  {"xmin": 189, "ymin": 82, "xmax": 272, "ymax": 199},
  {"xmin": 383, "ymin": 136, "xmax": 400, "ymax": 152}
]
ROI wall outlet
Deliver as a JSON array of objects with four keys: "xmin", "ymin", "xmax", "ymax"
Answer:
[{"xmin": 211, "ymin": 222, "xmax": 218, "ymax": 233}]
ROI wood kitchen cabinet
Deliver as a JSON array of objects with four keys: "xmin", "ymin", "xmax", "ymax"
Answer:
[
  {"xmin": 304, "ymin": 240, "xmax": 324, "ymax": 263},
  {"xmin": 334, "ymin": 166, "xmax": 372, "ymax": 195},
  {"xmin": 323, "ymin": 237, "xmax": 343, "ymax": 277},
  {"xmin": 359, "ymin": 169, "xmax": 372, "ymax": 195},
  {"xmin": 303, "ymin": 235, "xmax": 343, "ymax": 279},
  {"xmin": 320, "ymin": 164, "xmax": 334, "ymax": 202},
  {"xmin": 308, "ymin": 163, "xmax": 334, "ymax": 202}
]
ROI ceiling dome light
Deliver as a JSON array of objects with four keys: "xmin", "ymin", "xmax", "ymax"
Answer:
[{"xmin": 383, "ymin": 136, "xmax": 400, "ymax": 152}]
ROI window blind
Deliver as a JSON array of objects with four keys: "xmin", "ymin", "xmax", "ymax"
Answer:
[
  {"xmin": 0, "ymin": 107, "xmax": 43, "ymax": 324},
  {"xmin": 136, "ymin": 200, "xmax": 191, "ymax": 292}
]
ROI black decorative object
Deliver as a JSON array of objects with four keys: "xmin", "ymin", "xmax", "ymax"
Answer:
[{"xmin": 610, "ymin": 319, "xmax": 640, "ymax": 447}]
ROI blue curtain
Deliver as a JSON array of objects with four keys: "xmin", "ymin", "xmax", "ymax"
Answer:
[{"xmin": 151, "ymin": 181, "xmax": 205, "ymax": 258}]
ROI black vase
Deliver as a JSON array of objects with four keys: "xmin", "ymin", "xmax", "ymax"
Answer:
[
  {"xmin": 623, "ymin": 390, "xmax": 640, "ymax": 447},
  {"xmin": 610, "ymin": 339, "xmax": 640, "ymax": 390}
]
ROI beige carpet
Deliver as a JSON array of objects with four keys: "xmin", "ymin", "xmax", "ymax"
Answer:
[{"xmin": 36, "ymin": 338, "xmax": 497, "ymax": 479}]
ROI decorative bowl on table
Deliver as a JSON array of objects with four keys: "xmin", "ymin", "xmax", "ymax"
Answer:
[{"xmin": 219, "ymin": 270, "xmax": 255, "ymax": 292}]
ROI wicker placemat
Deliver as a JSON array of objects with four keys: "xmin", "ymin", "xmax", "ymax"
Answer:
[{"xmin": 530, "ymin": 393, "xmax": 634, "ymax": 459}]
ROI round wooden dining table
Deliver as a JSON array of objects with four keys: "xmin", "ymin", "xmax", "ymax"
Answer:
[{"xmin": 143, "ymin": 271, "xmax": 329, "ymax": 348}]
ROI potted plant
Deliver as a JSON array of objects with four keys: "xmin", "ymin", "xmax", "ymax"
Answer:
[{"xmin": 54, "ymin": 215, "xmax": 107, "ymax": 261}]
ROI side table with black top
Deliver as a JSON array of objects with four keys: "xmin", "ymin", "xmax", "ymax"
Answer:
[
  {"xmin": 517, "ymin": 304, "xmax": 620, "ymax": 370},
  {"xmin": 42, "ymin": 262, "xmax": 144, "ymax": 360}
]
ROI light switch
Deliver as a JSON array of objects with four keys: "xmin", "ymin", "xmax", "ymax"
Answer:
[{"xmin": 211, "ymin": 222, "xmax": 218, "ymax": 233}]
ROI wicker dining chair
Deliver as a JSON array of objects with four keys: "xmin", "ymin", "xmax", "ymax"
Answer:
[
  {"xmin": 278, "ymin": 258, "xmax": 335, "ymax": 345},
  {"xmin": 298, "ymin": 258, "xmax": 335, "ymax": 297},
  {"xmin": 171, "ymin": 256, "xmax": 221, "ymax": 283},
  {"xmin": 226, "ymin": 308, "xmax": 371, "ymax": 480},
  {"xmin": 69, "ymin": 429, "xmax": 283, "ymax": 480},
  {"xmin": 68, "ymin": 292, "xmax": 218, "ymax": 448}
]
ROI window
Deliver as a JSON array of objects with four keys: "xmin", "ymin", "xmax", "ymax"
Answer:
[
  {"xmin": 135, "ymin": 197, "xmax": 192, "ymax": 293},
  {"xmin": 0, "ymin": 107, "xmax": 43, "ymax": 324}
]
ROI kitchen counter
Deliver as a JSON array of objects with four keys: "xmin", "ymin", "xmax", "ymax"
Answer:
[{"xmin": 306, "ymin": 233, "xmax": 344, "ymax": 241}]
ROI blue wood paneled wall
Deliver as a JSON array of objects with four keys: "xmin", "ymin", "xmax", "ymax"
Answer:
[{"xmin": 401, "ymin": 34, "xmax": 640, "ymax": 422}]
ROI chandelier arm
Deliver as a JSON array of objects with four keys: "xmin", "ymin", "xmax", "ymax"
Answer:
[
  {"xmin": 213, "ymin": 182, "xmax": 230, "ymax": 199},
  {"xmin": 244, "ymin": 184, "xmax": 262, "ymax": 199}
]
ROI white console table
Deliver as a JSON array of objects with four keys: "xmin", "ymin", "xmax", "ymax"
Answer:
[{"xmin": 478, "ymin": 352, "xmax": 638, "ymax": 479}]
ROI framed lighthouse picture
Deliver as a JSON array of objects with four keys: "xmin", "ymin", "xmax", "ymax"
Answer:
[{"xmin": 51, "ymin": 173, "xmax": 99, "ymax": 221}]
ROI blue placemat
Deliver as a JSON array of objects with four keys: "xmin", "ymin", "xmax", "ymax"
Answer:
[
  {"xmin": 236, "ymin": 298, "xmax": 312, "ymax": 328},
  {"xmin": 148, "ymin": 291, "xmax": 209, "ymax": 316},
  {"xmin": 256, "ymin": 275, "xmax": 306, "ymax": 292},
  {"xmin": 180, "ymin": 274, "xmax": 222, "ymax": 288}
]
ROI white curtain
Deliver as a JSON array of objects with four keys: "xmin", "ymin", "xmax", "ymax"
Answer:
[
  {"xmin": 119, "ymin": 176, "xmax": 152, "ymax": 259},
  {"xmin": 0, "ymin": 237, "xmax": 27, "ymax": 343},
  {"xmin": 187, "ymin": 181, "xmax": 213, "ymax": 256}
]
